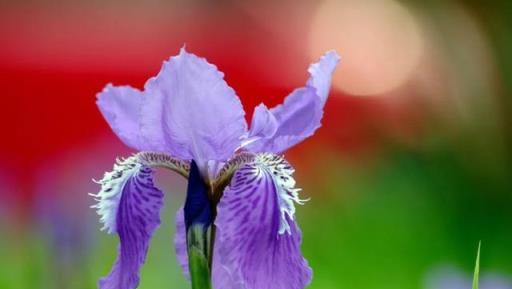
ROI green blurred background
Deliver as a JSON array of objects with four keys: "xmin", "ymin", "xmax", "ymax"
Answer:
[{"xmin": 0, "ymin": 0, "xmax": 510, "ymax": 288}]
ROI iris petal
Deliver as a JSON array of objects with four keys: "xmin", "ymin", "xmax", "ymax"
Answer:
[
  {"xmin": 97, "ymin": 85, "xmax": 166, "ymax": 152},
  {"xmin": 247, "ymin": 51, "xmax": 340, "ymax": 153},
  {"xmin": 141, "ymin": 48, "xmax": 247, "ymax": 165},
  {"xmin": 174, "ymin": 208, "xmax": 190, "ymax": 279},
  {"xmin": 213, "ymin": 153, "xmax": 312, "ymax": 289},
  {"xmin": 91, "ymin": 157, "xmax": 164, "ymax": 289},
  {"xmin": 97, "ymin": 48, "xmax": 248, "ymax": 167},
  {"xmin": 246, "ymin": 104, "xmax": 278, "ymax": 143}
]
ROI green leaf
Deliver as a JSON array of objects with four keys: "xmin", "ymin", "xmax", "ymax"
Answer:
[{"xmin": 472, "ymin": 241, "xmax": 481, "ymax": 289}]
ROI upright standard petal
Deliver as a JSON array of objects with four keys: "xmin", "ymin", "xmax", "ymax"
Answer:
[
  {"xmin": 244, "ymin": 104, "xmax": 278, "ymax": 144},
  {"xmin": 246, "ymin": 51, "xmax": 340, "ymax": 153},
  {"xmin": 214, "ymin": 153, "xmax": 311, "ymax": 289},
  {"xmin": 141, "ymin": 48, "xmax": 247, "ymax": 164},
  {"xmin": 97, "ymin": 85, "xmax": 168, "ymax": 153},
  {"xmin": 91, "ymin": 156, "xmax": 164, "ymax": 289},
  {"xmin": 97, "ymin": 85, "xmax": 144, "ymax": 150}
]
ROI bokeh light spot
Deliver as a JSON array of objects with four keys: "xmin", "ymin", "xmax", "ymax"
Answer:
[{"xmin": 309, "ymin": 0, "xmax": 425, "ymax": 96}]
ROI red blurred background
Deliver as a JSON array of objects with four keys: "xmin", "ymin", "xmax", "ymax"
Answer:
[{"xmin": 1, "ymin": 1, "xmax": 429, "ymax": 218}]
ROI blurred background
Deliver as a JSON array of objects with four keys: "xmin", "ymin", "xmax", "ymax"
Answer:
[{"xmin": 0, "ymin": 0, "xmax": 511, "ymax": 288}]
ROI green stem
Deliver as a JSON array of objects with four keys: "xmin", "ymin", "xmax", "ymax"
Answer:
[{"xmin": 187, "ymin": 225, "xmax": 212, "ymax": 289}]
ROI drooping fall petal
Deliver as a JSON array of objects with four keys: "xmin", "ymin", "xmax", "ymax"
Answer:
[
  {"xmin": 174, "ymin": 208, "xmax": 190, "ymax": 279},
  {"xmin": 213, "ymin": 153, "xmax": 312, "ymax": 289},
  {"xmin": 91, "ymin": 157, "xmax": 164, "ymax": 289}
]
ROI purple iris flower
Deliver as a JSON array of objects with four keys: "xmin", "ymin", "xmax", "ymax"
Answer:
[{"xmin": 91, "ymin": 48, "xmax": 340, "ymax": 289}]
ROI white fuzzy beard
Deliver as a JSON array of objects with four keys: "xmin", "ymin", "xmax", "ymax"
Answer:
[
  {"xmin": 253, "ymin": 153, "xmax": 308, "ymax": 235},
  {"xmin": 90, "ymin": 156, "xmax": 141, "ymax": 234}
]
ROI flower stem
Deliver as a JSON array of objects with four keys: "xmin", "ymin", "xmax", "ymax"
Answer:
[{"xmin": 187, "ymin": 225, "xmax": 212, "ymax": 289}]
